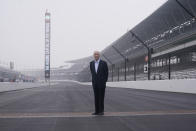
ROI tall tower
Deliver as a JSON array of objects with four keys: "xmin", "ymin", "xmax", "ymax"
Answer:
[{"xmin": 45, "ymin": 10, "xmax": 51, "ymax": 82}]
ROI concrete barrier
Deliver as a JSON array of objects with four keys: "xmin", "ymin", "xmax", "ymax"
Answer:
[
  {"xmin": 0, "ymin": 82, "xmax": 53, "ymax": 93},
  {"xmin": 79, "ymin": 79, "xmax": 196, "ymax": 94}
]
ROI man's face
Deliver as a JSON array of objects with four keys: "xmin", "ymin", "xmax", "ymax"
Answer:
[{"xmin": 94, "ymin": 52, "xmax": 100, "ymax": 61}]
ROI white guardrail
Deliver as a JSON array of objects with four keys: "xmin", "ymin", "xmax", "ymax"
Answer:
[
  {"xmin": 78, "ymin": 79, "xmax": 196, "ymax": 94},
  {"xmin": 0, "ymin": 82, "xmax": 55, "ymax": 93},
  {"xmin": 1, "ymin": 79, "xmax": 196, "ymax": 94}
]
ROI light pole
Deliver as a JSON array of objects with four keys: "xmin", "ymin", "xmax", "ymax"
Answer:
[
  {"xmin": 129, "ymin": 31, "xmax": 153, "ymax": 80},
  {"xmin": 111, "ymin": 45, "xmax": 128, "ymax": 81}
]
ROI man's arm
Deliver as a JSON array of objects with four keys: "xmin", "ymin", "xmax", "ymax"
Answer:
[{"xmin": 104, "ymin": 61, "xmax": 108, "ymax": 82}]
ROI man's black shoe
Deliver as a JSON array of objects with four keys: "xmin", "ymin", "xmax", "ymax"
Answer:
[
  {"xmin": 97, "ymin": 112, "xmax": 104, "ymax": 115},
  {"xmin": 92, "ymin": 112, "xmax": 98, "ymax": 115}
]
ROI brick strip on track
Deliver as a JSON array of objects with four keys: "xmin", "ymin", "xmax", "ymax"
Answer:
[{"xmin": 0, "ymin": 110, "xmax": 196, "ymax": 118}]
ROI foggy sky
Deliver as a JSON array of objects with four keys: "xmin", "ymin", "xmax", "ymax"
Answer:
[{"xmin": 0, "ymin": 0, "xmax": 166, "ymax": 70}]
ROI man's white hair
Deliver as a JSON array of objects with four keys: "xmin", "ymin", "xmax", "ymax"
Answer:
[{"xmin": 93, "ymin": 50, "xmax": 101, "ymax": 55}]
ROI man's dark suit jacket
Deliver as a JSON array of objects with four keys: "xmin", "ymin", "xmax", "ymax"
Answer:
[{"xmin": 90, "ymin": 59, "xmax": 108, "ymax": 88}]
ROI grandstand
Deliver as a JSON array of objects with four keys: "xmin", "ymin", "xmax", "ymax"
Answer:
[
  {"xmin": 50, "ymin": 56, "xmax": 93, "ymax": 81},
  {"xmin": 71, "ymin": 0, "xmax": 196, "ymax": 82},
  {"xmin": 19, "ymin": 56, "xmax": 93, "ymax": 81},
  {"xmin": 0, "ymin": 66, "xmax": 36, "ymax": 82},
  {"xmin": 0, "ymin": 61, "xmax": 36, "ymax": 82}
]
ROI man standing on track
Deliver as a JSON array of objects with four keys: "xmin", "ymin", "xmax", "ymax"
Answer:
[{"xmin": 90, "ymin": 51, "xmax": 108, "ymax": 115}]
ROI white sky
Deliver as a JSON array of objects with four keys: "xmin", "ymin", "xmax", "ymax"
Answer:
[{"xmin": 0, "ymin": 0, "xmax": 167, "ymax": 70}]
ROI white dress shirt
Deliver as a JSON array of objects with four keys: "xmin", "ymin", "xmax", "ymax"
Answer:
[{"xmin": 94, "ymin": 58, "xmax": 100, "ymax": 73}]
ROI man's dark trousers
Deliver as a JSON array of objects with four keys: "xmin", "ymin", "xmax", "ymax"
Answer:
[{"xmin": 93, "ymin": 83, "xmax": 106, "ymax": 113}]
